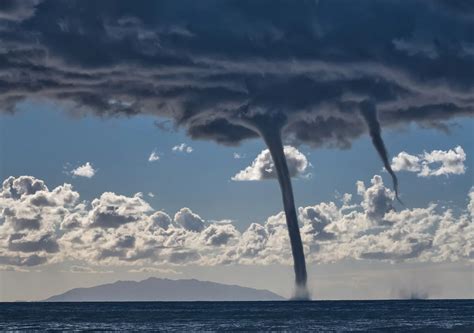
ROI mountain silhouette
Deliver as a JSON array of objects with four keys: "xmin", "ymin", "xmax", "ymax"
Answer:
[{"xmin": 44, "ymin": 277, "xmax": 284, "ymax": 301}]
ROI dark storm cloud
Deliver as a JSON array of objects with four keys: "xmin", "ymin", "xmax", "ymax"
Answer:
[
  {"xmin": 0, "ymin": 0, "xmax": 471, "ymax": 147},
  {"xmin": 0, "ymin": 0, "xmax": 41, "ymax": 21}
]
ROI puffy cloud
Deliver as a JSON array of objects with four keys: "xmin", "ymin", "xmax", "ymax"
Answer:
[
  {"xmin": 148, "ymin": 150, "xmax": 160, "ymax": 162},
  {"xmin": 299, "ymin": 203, "xmax": 337, "ymax": 241},
  {"xmin": 1, "ymin": 176, "xmax": 48, "ymax": 199},
  {"xmin": 420, "ymin": 146, "xmax": 467, "ymax": 177},
  {"xmin": 201, "ymin": 224, "xmax": 239, "ymax": 246},
  {"xmin": 88, "ymin": 192, "xmax": 152, "ymax": 229},
  {"xmin": 70, "ymin": 162, "xmax": 96, "ymax": 178},
  {"xmin": 0, "ymin": 175, "xmax": 472, "ymax": 270},
  {"xmin": 174, "ymin": 208, "xmax": 205, "ymax": 232},
  {"xmin": 0, "ymin": 176, "xmax": 81, "ymax": 267},
  {"xmin": 232, "ymin": 146, "xmax": 310, "ymax": 181},
  {"xmin": 391, "ymin": 146, "xmax": 467, "ymax": 177},
  {"xmin": 391, "ymin": 152, "xmax": 422, "ymax": 173},
  {"xmin": 468, "ymin": 189, "xmax": 474, "ymax": 217},
  {"xmin": 172, "ymin": 143, "xmax": 193, "ymax": 153},
  {"xmin": 149, "ymin": 211, "xmax": 172, "ymax": 230},
  {"xmin": 233, "ymin": 176, "xmax": 473, "ymax": 265},
  {"xmin": 357, "ymin": 175, "xmax": 394, "ymax": 220}
]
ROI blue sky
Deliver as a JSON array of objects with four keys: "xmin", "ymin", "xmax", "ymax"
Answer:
[{"xmin": 1, "ymin": 101, "xmax": 472, "ymax": 230}]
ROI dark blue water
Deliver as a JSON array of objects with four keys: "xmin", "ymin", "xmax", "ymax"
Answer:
[{"xmin": 1, "ymin": 300, "xmax": 473, "ymax": 331}]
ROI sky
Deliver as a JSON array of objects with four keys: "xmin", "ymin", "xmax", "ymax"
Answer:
[{"xmin": 0, "ymin": 0, "xmax": 473, "ymax": 301}]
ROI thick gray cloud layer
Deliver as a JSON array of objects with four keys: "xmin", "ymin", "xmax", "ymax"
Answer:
[
  {"xmin": 1, "ymin": 175, "xmax": 472, "ymax": 269},
  {"xmin": 0, "ymin": 0, "xmax": 472, "ymax": 147}
]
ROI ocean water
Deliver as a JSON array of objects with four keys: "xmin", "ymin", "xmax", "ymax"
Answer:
[{"xmin": 1, "ymin": 300, "xmax": 473, "ymax": 331}]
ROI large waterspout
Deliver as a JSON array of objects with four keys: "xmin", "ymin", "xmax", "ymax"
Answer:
[{"xmin": 238, "ymin": 113, "xmax": 309, "ymax": 299}]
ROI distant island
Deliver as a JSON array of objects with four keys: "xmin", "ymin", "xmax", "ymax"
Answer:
[{"xmin": 43, "ymin": 277, "xmax": 284, "ymax": 302}]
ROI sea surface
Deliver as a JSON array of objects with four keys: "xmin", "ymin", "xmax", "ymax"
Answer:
[{"xmin": 1, "ymin": 300, "xmax": 473, "ymax": 332}]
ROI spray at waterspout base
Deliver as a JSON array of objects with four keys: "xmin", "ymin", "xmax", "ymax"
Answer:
[{"xmin": 291, "ymin": 285, "xmax": 312, "ymax": 301}]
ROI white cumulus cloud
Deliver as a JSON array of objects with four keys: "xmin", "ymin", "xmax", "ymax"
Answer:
[
  {"xmin": 174, "ymin": 208, "xmax": 206, "ymax": 232},
  {"xmin": 70, "ymin": 162, "xmax": 96, "ymax": 178},
  {"xmin": 148, "ymin": 150, "xmax": 160, "ymax": 162},
  {"xmin": 0, "ymin": 175, "xmax": 472, "ymax": 271},
  {"xmin": 172, "ymin": 143, "xmax": 193, "ymax": 153},
  {"xmin": 232, "ymin": 146, "xmax": 310, "ymax": 181},
  {"xmin": 391, "ymin": 146, "xmax": 466, "ymax": 177}
]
